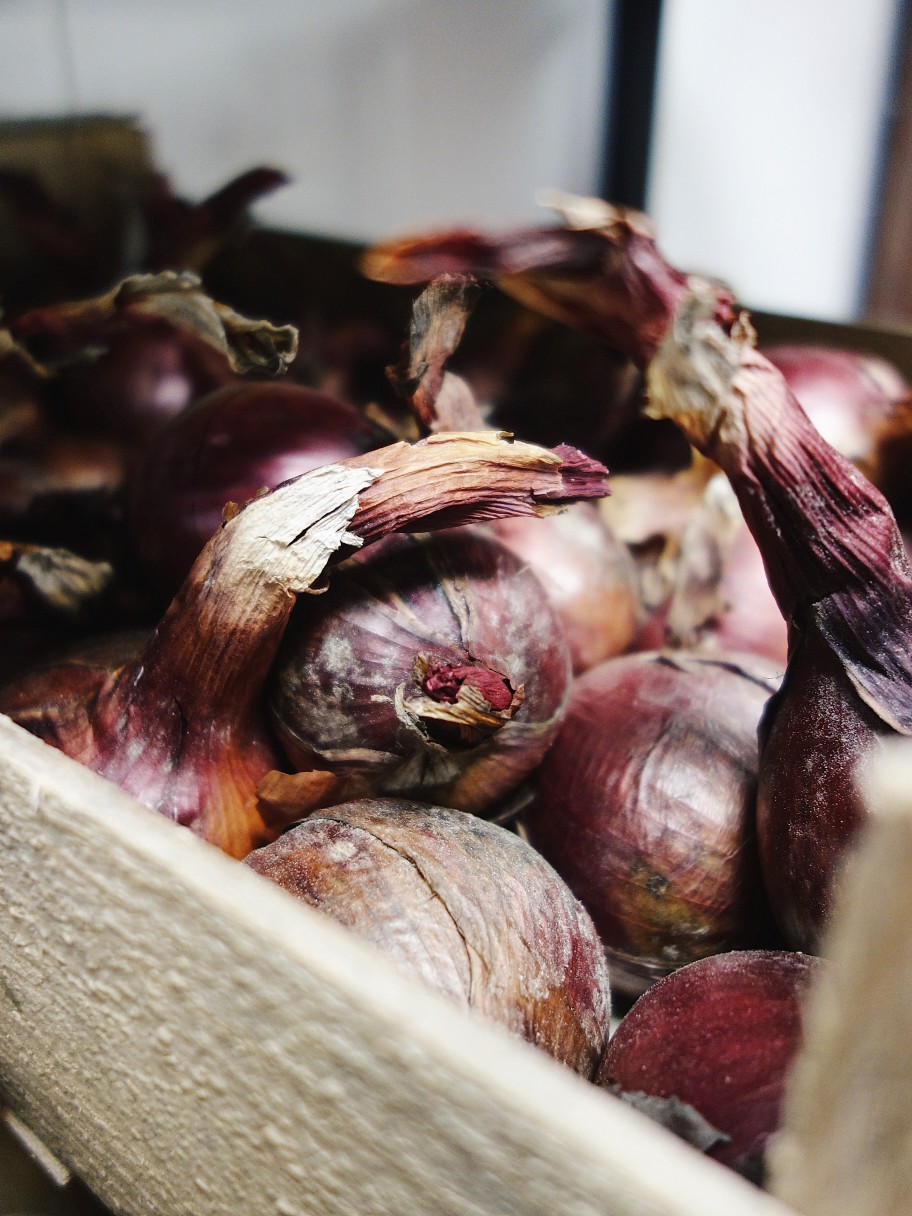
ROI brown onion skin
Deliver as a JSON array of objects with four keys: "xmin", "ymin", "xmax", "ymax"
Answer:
[
  {"xmin": 130, "ymin": 379, "xmax": 387, "ymax": 597},
  {"xmin": 597, "ymin": 949, "xmax": 819, "ymax": 1177},
  {"xmin": 244, "ymin": 797, "xmax": 611, "ymax": 1076},
  {"xmin": 523, "ymin": 652, "xmax": 777, "ymax": 997},
  {"xmin": 490, "ymin": 503, "xmax": 641, "ymax": 674},
  {"xmin": 756, "ymin": 631, "xmax": 888, "ymax": 951},
  {"xmin": 268, "ymin": 528, "xmax": 572, "ymax": 815}
]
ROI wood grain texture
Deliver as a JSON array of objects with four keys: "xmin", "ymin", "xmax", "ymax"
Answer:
[
  {"xmin": 0, "ymin": 716, "xmax": 789, "ymax": 1216},
  {"xmin": 769, "ymin": 737, "xmax": 912, "ymax": 1216}
]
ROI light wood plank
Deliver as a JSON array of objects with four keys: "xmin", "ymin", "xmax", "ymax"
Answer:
[
  {"xmin": 0, "ymin": 716, "xmax": 790, "ymax": 1216},
  {"xmin": 769, "ymin": 738, "xmax": 912, "ymax": 1216}
]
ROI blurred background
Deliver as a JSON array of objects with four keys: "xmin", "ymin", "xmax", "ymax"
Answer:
[{"xmin": 0, "ymin": 0, "xmax": 909, "ymax": 323}]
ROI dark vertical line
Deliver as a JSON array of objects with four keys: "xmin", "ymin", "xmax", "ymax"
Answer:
[{"xmin": 600, "ymin": 0, "xmax": 664, "ymax": 209}]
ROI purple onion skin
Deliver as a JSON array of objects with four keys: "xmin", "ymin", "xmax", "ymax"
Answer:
[
  {"xmin": 756, "ymin": 631, "xmax": 888, "ymax": 951},
  {"xmin": 267, "ymin": 528, "xmax": 572, "ymax": 816},
  {"xmin": 245, "ymin": 798, "xmax": 612, "ymax": 1077},
  {"xmin": 523, "ymin": 652, "xmax": 777, "ymax": 997},
  {"xmin": 130, "ymin": 380, "xmax": 387, "ymax": 597},
  {"xmin": 53, "ymin": 322, "xmax": 236, "ymax": 443},
  {"xmin": 597, "ymin": 949, "xmax": 819, "ymax": 1176}
]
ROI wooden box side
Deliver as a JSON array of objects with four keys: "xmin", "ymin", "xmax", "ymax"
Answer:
[{"xmin": 0, "ymin": 716, "xmax": 789, "ymax": 1216}]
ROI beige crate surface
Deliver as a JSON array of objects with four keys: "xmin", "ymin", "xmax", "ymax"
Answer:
[{"xmin": 0, "ymin": 715, "xmax": 792, "ymax": 1216}]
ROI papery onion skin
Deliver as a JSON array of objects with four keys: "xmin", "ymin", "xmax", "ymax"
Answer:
[
  {"xmin": 244, "ymin": 797, "xmax": 612, "ymax": 1077},
  {"xmin": 597, "ymin": 949, "xmax": 819, "ymax": 1177},
  {"xmin": 491, "ymin": 503, "xmax": 641, "ymax": 674},
  {"xmin": 523, "ymin": 651, "xmax": 776, "ymax": 997},
  {"xmin": 267, "ymin": 527, "xmax": 572, "ymax": 815},
  {"xmin": 130, "ymin": 379, "xmax": 388, "ymax": 597}
]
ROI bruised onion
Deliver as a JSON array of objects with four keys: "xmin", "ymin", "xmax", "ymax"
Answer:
[
  {"xmin": 0, "ymin": 433, "xmax": 609, "ymax": 858},
  {"xmin": 245, "ymin": 797, "xmax": 612, "ymax": 1076},
  {"xmin": 266, "ymin": 527, "xmax": 572, "ymax": 816},
  {"xmin": 130, "ymin": 380, "xmax": 388, "ymax": 597},
  {"xmin": 646, "ymin": 288, "xmax": 912, "ymax": 951},
  {"xmin": 597, "ymin": 949, "xmax": 819, "ymax": 1180},
  {"xmin": 523, "ymin": 651, "xmax": 777, "ymax": 997}
]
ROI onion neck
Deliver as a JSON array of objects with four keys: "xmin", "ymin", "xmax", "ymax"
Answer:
[{"xmin": 646, "ymin": 287, "xmax": 912, "ymax": 733}]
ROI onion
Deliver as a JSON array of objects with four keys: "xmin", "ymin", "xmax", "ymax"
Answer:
[
  {"xmin": 245, "ymin": 797, "xmax": 612, "ymax": 1077},
  {"xmin": 266, "ymin": 527, "xmax": 572, "ymax": 815},
  {"xmin": 646, "ymin": 288, "xmax": 912, "ymax": 952},
  {"xmin": 522, "ymin": 651, "xmax": 778, "ymax": 998},
  {"xmin": 0, "ymin": 433, "xmax": 609, "ymax": 858},
  {"xmin": 4, "ymin": 270, "xmax": 297, "ymax": 463},
  {"xmin": 597, "ymin": 949, "xmax": 819, "ymax": 1180},
  {"xmin": 765, "ymin": 341, "xmax": 912, "ymax": 529},
  {"xmin": 130, "ymin": 380, "xmax": 388, "ymax": 597}
]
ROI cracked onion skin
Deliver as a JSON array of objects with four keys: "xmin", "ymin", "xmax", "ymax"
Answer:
[
  {"xmin": 244, "ymin": 797, "xmax": 611, "ymax": 1076},
  {"xmin": 523, "ymin": 651, "xmax": 777, "ymax": 997},
  {"xmin": 597, "ymin": 949, "xmax": 819, "ymax": 1179},
  {"xmin": 267, "ymin": 527, "xmax": 572, "ymax": 815}
]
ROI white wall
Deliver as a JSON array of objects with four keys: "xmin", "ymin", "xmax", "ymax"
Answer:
[
  {"xmin": 647, "ymin": 0, "xmax": 901, "ymax": 321},
  {"xmin": 0, "ymin": 0, "xmax": 611, "ymax": 244}
]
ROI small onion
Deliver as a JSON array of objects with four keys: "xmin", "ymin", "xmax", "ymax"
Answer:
[
  {"xmin": 245, "ymin": 797, "xmax": 612, "ymax": 1077},
  {"xmin": 597, "ymin": 949, "xmax": 819, "ymax": 1180},
  {"xmin": 267, "ymin": 527, "xmax": 572, "ymax": 815},
  {"xmin": 523, "ymin": 651, "xmax": 778, "ymax": 997},
  {"xmin": 130, "ymin": 379, "xmax": 387, "ymax": 596}
]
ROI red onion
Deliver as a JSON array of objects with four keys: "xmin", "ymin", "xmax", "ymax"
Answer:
[
  {"xmin": 605, "ymin": 467, "xmax": 788, "ymax": 668},
  {"xmin": 646, "ymin": 289, "xmax": 912, "ymax": 952},
  {"xmin": 130, "ymin": 380, "xmax": 388, "ymax": 597},
  {"xmin": 4, "ymin": 271, "xmax": 297, "ymax": 447},
  {"xmin": 597, "ymin": 949, "xmax": 819, "ymax": 1180},
  {"xmin": 0, "ymin": 433, "xmax": 609, "ymax": 858},
  {"xmin": 245, "ymin": 797, "xmax": 612, "ymax": 1077},
  {"xmin": 522, "ymin": 651, "xmax": 778, "ymax": 998},
  {"xmin": 266, "ymin": 527, "xmax": 572, "ymax": 815}
]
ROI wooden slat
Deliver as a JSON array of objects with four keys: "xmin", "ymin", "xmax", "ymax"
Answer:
[
  {"xmin": 769, "ymin": 738, "xmax": 912, "ymax": 1216},
  {"xmin": 0, "ymin": 715, "xmax": 790, "ymax": 1216}
]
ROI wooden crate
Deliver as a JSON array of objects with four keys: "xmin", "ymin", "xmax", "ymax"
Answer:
[{"xmin": 3, "ymin": 228, "xmax": 912, "ymax": 1215}]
